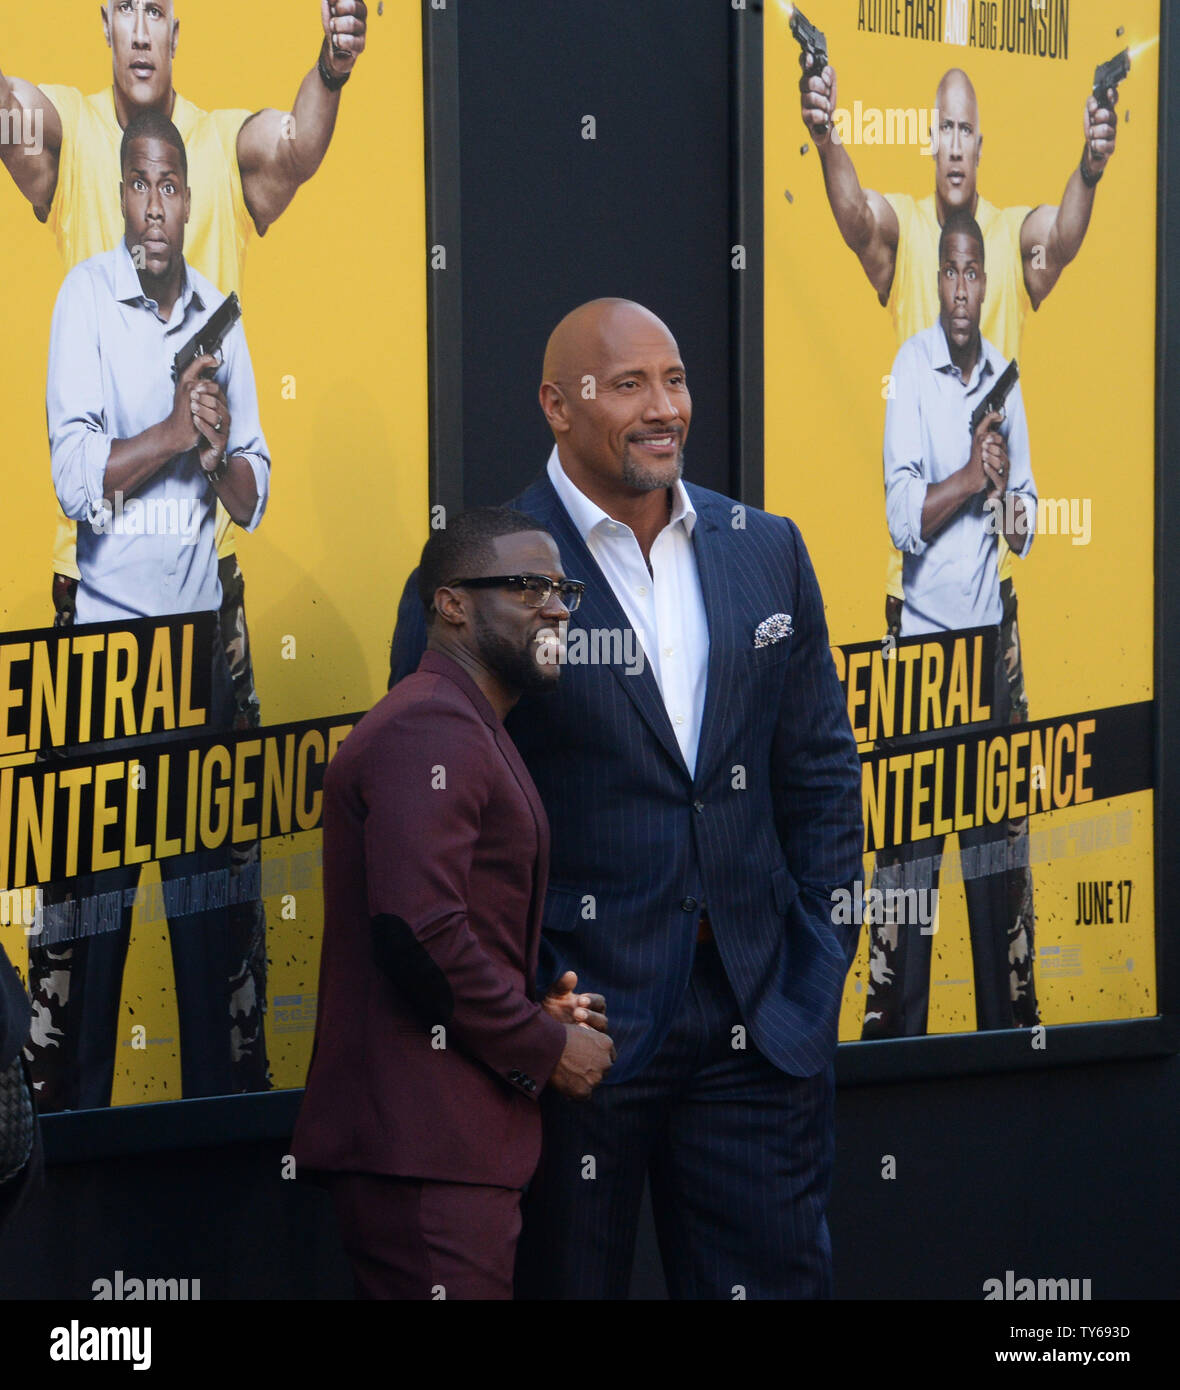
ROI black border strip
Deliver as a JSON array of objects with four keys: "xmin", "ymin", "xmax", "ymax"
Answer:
[
  {"xmin": 735, "ymin": 2, "xmax": 1178, "ymax": 1083},
  {"xmin": 836, "ymin": 1015, "xmax": 1180, "ymax": 1086},
  {"xmin": 731, "ymin": 1, "xmax": 765, "ymax": 507},
  {"xmin": 40, "ymin": 1090, "xmax": 303, "ymax": 1164},
  {"xmin": 1153, "ymin": 0, "xmax": 1179, "ymax": 1026},
  {"xmin": 38, "ymin": 1013, "xmax": 1180, "ymax": 1163},
  {"xmin": 423, "ymin": 0, "xmax": 464, "ymax": 517}
]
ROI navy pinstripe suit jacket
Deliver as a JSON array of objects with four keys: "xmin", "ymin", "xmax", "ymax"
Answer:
[{"xmin": 390, "ymin": 472, "xmax": 864, "ymax": 1081}]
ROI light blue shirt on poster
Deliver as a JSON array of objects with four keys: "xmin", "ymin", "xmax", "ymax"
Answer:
[
  {"xmin": 883, "ymin": 322, "xmax": 1036, "ymax": 637},
  {"xmin": 47, "ymin": 240, "xmax": 270, "ymax": 624}
]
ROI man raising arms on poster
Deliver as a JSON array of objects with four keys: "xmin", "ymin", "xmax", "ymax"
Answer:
[
  {"xmin": 798, "ymin": 59, "xmax": 1118, "ymax": 1033},
  {"xmin": 799, "ymin": 63, "xmax": 1119, "ymax": 347},
  {"xmin": 0, "ymin": 0, "xmax": 367, "ymax": 1099}
]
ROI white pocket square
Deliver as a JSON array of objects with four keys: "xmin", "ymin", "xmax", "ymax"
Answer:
[{"xmin": 754, "ymin": 613, "xmax": 794, "ymax": 648}]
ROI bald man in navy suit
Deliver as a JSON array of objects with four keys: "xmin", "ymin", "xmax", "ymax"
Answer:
[{"xmin": 390, "ymin": 303, "xmax": 863, "ymax": 1300}]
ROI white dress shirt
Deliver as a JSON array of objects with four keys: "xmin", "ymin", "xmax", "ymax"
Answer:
[{"xmin": 547, "ymin": 447, "xmax": 709, "ymax": 774}]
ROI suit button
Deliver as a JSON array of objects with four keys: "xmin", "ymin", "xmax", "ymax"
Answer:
[
  {"xmin": 681, "ymin": 897, "xmax": 698, "ymax": 913},
  {"xmin": 693, "ymin": 800, "xmax": 705, "ymax": 813}
]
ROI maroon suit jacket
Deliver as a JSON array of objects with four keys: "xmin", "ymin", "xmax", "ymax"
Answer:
[{"xmin": 292, "ymin": 650, "xmax": 567, "ymax": 1188}]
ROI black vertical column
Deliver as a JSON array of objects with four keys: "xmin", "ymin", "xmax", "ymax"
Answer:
[{"xmin": 455, "ymin": 0, "xmax": 735, "ymax": 506}]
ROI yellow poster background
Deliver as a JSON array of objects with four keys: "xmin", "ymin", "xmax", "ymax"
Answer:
[
  {"xmin": 0, "ymin": 0, "xmax": 428, "ymax": 1102},
  {"xmin": 765, "ymin": 0, "xmax": 1158, "ymax": 1036}
]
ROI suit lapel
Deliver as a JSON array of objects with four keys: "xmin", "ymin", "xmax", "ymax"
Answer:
[
  {"xmin": 689, "ymin": 493, "xmax": 739, "ymax": 787},
  {"xmin": 492, "ymin": 725, "xmax": 550, "ymax": 982},
  {"xmin": 520, "ymin": 476, "xmax": 691, "ymax": 779},
  {"xmin": 420, "ymin": 651, "xmax": 553, "ymax": 984}
]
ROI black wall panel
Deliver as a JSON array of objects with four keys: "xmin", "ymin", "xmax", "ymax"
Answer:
[{"xmin": 455, "ymin": 0, "xmax": 734, "ymax": 506}]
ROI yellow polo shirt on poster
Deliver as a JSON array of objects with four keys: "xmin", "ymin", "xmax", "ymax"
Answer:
[
  {"xmin": 881, "ymin": 192, "xmax": 1033, "ymax": 599},
  {"xmin": 38, "ymin": 85, "xmax": 255, "ymax": 578}
]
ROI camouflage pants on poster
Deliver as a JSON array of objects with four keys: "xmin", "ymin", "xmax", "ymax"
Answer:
[
  {"xmin": 997, "ymin": 579, "xmax": 1039, "ymax": 1028},
  {"xmin": 216, "ymin": 556, "xmax": 271, "ymax": 1093},
  {"xmin": 26, "ymin": 563, "xmax": 271, "ymax": 1108},
  {"xmin": 861, "ymin": 584, "xmax": 1039, "ymax": 1037}
]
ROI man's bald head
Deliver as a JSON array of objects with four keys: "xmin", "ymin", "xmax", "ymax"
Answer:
[
  {"xmin": 935, "ymin": 68, "xmax": 979, "ymax": 123},
  {"xmin": 542, "ymin": 299, "xmax": 676, "ymax": 386},
  {"xmin": 539, "ymin": 298, "xmax": 691, "ymax": 500},
  {"xmin": 932, "ymin": 67, "xmax": 983, "ymax": 216},
  {"xmin": 103, "ymin": 0, "xmax": 181, "ymax": 116}
]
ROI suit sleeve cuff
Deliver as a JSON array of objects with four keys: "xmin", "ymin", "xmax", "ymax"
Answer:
[{"xmin": 505, "ymin": 1008, "xmax": 568, "ymax": 1100}]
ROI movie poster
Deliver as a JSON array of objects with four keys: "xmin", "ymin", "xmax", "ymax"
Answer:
[
  {"xmin": 765, "ymin": 0, "xmax": 1159, "ymax": 1040},
  {"xmin": 0, "ymin": 1, "xmax": 428, "ymax": 1108}
]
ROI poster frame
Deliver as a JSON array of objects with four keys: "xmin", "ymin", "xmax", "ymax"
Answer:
[
  {"xmin": 38, "ymin": 0, "xmax": 454, "ymax": 1162},
  {"xmin": 733, "ymin": 0, "xmax": 1180, "ymax": 1085}
]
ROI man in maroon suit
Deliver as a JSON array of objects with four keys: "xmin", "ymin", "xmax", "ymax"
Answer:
[{"xmin": 293, "ymin": 507, "xmax": 615, "ymax": 1299}]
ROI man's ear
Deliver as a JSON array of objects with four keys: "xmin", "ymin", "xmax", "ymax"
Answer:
[
  {"xmin": 172, "ymin": 19, "xmax": 180, "ymax": 58},
  {"xmin": 184, "ymin": 184, "xmax": 191, "ymax": 224},
  {"xmin": 432, "ymin": 586, "xmax": 468, "ymax": 629},
  {"xmin": 101, "ymin": 5, "xmax": 111, "ymax": 48},
  {"xmin": 539, "ymin": 382, "xmax": 571, "ymax": 435},
  {"xmin": 118, "ymin": 179, "xmax": 125, "ymax": 218},
  {"xmin": 976, "ymin": 131, "xmax": 983, "ymax": 167}
]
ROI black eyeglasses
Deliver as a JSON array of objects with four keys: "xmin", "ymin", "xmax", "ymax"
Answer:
[{"xmin": 447, "ymin": 573, "xmax": 585, "ymax": 612}]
